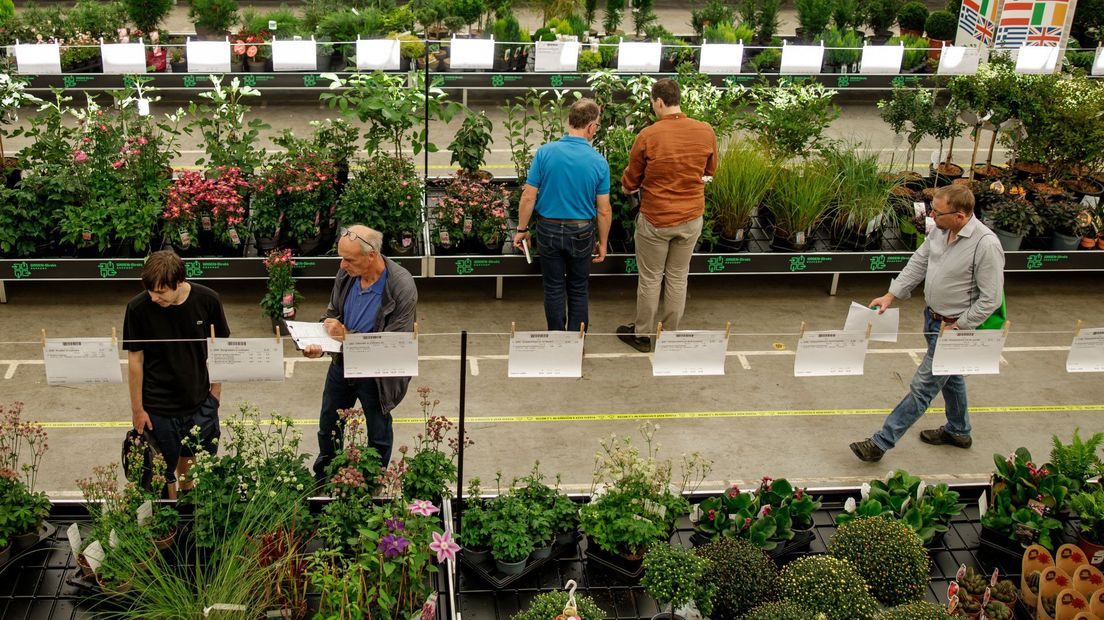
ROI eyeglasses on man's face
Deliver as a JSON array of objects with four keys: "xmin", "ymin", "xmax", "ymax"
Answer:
[{"xmin": 340, "ymin": 228, "xmax": 375, "ymax": 253}]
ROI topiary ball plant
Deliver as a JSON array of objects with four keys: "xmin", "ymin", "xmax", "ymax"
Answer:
[
  {"xmin": 829, "ymin": 516, "xmax": 930, "ymax": 607},
  {"xmin": 511, "ymin": 590, "xmax": 606, "ymax": 620},
  {"xmin": 876, "ymin": 601, "xmax": 956, "ymax": 619},
  {"xmin": 924, "ymin": 10, "xmax": 958, "ymax": 41},
  {"xmin": 739, "ymin": 600, "xmax": 821, "ymax": 620},
  {"xmin": 641, "ymin": 543, "xmax": 717, "ymax": 617},
  {"xmin": 695, "ymin": 536, "xmax": 780, "ymax": 620},
  {"xmin": 778, "ymin": 555, "xmax": 880, "ymax": 620}
]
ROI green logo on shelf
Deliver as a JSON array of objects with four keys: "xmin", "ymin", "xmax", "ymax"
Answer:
[
  {"xmin": 550, "ymin": 74, "xmax": 563, "ymax": 87},
  {"xmin": 455, "ymin": 258, "xmax": 474, "ymax": 275},
  {"xmin": 12, "ymin": 262, "xmax": 31, "ymax": 279},
  {"xmin": 869, "ymin": 255, "xmax": 887, "ymax": 271},
  {"xmin": 891, "ymin": 76, "xmax": 905, "ymax": 87},
  {"xmin": 789, "ymin": 256, "xmax": 807, "ymax": 272},
  {"xmin": 491, "ymin": 74, "xmax": 505, "ymax": 87},
  {"xmin": 1027, "ymin": 253, "xmax": 1043, "ymax": 270},
  {"xmin": 707, "ymin": 256, "xmax": 725, "ymax": 273},
  {"xmin": 837, "ymin": 76, "xmax": 850, "ymax": 88},
  {"xmin": 63, "ymin": 76, "xmax": 77, "ymax": 88},
  {"xmin": 624, "ymin": 258, "xmax": 638, "ymax": 274},
  {"xmin": 431, "ymin": 75, "xmax": 445, "ymax": 87},
  {"xmin": 243, "ymin": 74, "xmax": 257, "ymax": 87},
  {"xmin": 183, "ymin": 75, "xmax": 197, "ymax": 88},
  {"xmin": 185, "ymin": 262, "xmax": 204, "ymax": 278},
  {"xmin": 98, "ymin": 261, "xmax": 118, "ymax": 278},
  {"xmin": 303, "ymin": 74, "xmax": 318, "ymax": 87}
]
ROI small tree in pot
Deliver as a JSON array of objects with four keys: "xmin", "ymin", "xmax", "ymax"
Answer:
[
  {"xmin": 641, "ymin": 543, "xmax": 716, "ymax": 620},
  {"xmin": 897, "ymin": 2, "xmax": 929, "ymax": 36},
  {"xmin": 924, "ymin": 10, "xmax": 957, "ymax": 56}
]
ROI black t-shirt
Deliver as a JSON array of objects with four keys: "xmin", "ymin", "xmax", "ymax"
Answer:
[{"xmin": 122, "ymin": 283, "xmax": 231, "ymax": 417}]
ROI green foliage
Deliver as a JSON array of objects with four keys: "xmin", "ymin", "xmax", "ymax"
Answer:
[
  {"xmin": 125, "ymin": 0, "xmax": 173, "ymax": 32},
  {"xmin": 832, "ymin": 0, "xmax": 861, "ymax": 31},
  {"xmin": 796, "ymin": 0, "xmax": 833, "ymax": 40},
  {"xmin": 603, "ymin": 0, "xmax": 625, "ymax": 34},
  {"xmin": 189, "ymin": 0, "xmax": 240, "ymax": 32},
  {"xmin": 877, "ymin": 87, "xmax": 960, "ymax": 170},
  {"xmin": 820, "ymin": 26, "xmax": 862, "ymax": 67},
  {"xmin": 260, "ymin": 249, "xmax": 300, "ymax": 320},
  {"xmin": 488, "ymin": 492, "xmax": 536, "ymax": 562},
  {"xmin": 0, "ymin": 0, "xmax": 13, "ymax": 22},
  {"xmin": 0, "ymin": 477, "xmax": 49, "ymax": 539},
  {"xmin": 692, "ymin": 478, "xmax": 821, "ymax": 550},
  {"xmin": 876, "ymin": 601, "xmax": 956, "ymax": 620},
  {"xmin": 767, "ymin": 161, "xmax": 840, "ymax": 238},
  {"xmin": 642, "ymin": 543, "xmax": 716, "ymax": 615},
  {"xmin": 512, "ymin": 591, "xmax": 607, "ymax": 620},
  {"xmin": 740, "ymin": 601, "xmax": 820, "ymax": 620},
  {"xmin": 835, "ymin": 469, "xmax": 964, "ymax": 545},
  {"xmin": 981, "ymin": 447, "xmax": 1070, "ymax": 549},
  {"xmin": 675, "ymin": 66, "xmax": 747, "ymax": 141},
  {"xmin": 740, "ymin": 80, "xmax": 839, "ymax": 160},
  {"xmin": 704, "ymin": 22, "xmax": 739, "ymax": 43},
  {"xmin": 449, "ymin": 110, "xmax": 494, "ymax": 174},
  {"xmin": 1070, "ymin": 483, "xmax": 1104, "ymax": 543},
  {"xmin": 460, "ymin": 479, "xmax": 494, "ymax": 550},
  {"xmin": 866, "ymin": 0, "xmax": 903, "ymax": 34},
  {"xmin": 751, "ymin": 44, "xmax": 782, "ymax": 72},
  {"xmin": 756, "ymin": 0, "xmax": 782, "ymax": 42},
  {"xmin": 336, "ymin": 155, "xmax": 424, "ymax": 244},
  {"xmin": 577, "ymin": 49, "xmax": 603, "ymax": 72},
  {"xmin": 829, "ymin": 516, "xmax": 930, "ymax": 606},
  {"xmin": 778, "ymin": 555, "xmax": 880, "ymax": 620},
  {"xmin": 692, "ymin": 0, "xmax": 736, "ymax": 36},
  {"xmin": 887, "ymin": 34, "xmax": 930, "ymax": 70},
  {"xmin": 708, "ymin": 140, "xmax": 778, "ymax": 237},
  {"xmin": 695, "ymin": 537, "xmax": 779, "ymax": 620},
  {"xmin": 1073, "ymin": 0, "xmax": 1104, "ymax": 44},
  {"xmin": 986, "ymin": 196, "xmax": 1042, "ymax": 237},
  {"xmin": 924, "ymin": 10, "xmax": 957, "ymax": 40},
  {"xmin": 898, "ymin": 2, "xmax": 930, "ymax": 32},
  {"xmin": 317, "ymin": 10, "xmax": 375, "ymax": 57},
  {"xmin": 241, "ymin": 6, "xmax": 303, "ymax": 37},
  {"xmin": 188, "ymin": 76, "xmax": 269, "ymax": 176},
  {"xmin": 401, "ymin": 387, "xmax": 463, "ymax": 501},
  {"xmin": 1050, "ymin": 428, "xmax": 1104, "ymax": 488}
]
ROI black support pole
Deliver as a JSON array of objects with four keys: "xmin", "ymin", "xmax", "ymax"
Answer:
[{"xmin": 455, "ymin": 330, "xmax": 468, "ymax": 510}]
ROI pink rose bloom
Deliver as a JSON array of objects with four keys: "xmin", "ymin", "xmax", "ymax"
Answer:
[
  {"xmin": 73, "ymin": 150, "xmax": 88, "ymax": 163},
  {"xmin": 112, "ymin": 160, "xmax": 125, "ymax": 169},
  {"xmin": 137, "ymin": 136, "xmax": 148, "ymax": 146}
]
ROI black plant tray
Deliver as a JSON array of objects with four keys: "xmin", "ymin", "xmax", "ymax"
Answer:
[
  {"xmin": 1, "ymin": 521, "xmax": 58, "ymax": 570},
  {"xmin": 583, "ymin": 538, "xmax": 646, "ymax": 581},
  {"xmin": 460, "ymin": 533, "xmax": 582, "ymax": 590},
  {"xmin": 768, "ymin": 529, "xmax": 816, "ymax": 561}
]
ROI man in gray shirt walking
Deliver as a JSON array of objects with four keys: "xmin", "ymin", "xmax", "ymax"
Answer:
[{"xmin": 851, "ymin": 185, "xmax": 1005, "ymax": 462}]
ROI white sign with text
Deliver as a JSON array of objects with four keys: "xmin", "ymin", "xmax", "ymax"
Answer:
[
  {"xmin": 508, "ymin": 331, "xmax": 585, "ymax": 378},
  {"xmin": 652, "ymin": 331, "xmax": 728, "ymax": 376},
  {"xmin": 343, "ymin": 332, "xmax": 419, "ymax": 378}
]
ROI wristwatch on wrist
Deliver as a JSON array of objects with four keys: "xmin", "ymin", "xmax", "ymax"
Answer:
[{"xmin": 517, "ymin": 226, "xmax": 529, "ymax": 233}]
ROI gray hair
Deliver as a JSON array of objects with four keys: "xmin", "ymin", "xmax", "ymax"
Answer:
[{"xmin": 342, "ymin": 225, "xmax": 384, "ymax": 256}]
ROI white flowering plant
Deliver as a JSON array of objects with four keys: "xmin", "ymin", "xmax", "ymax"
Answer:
[
  {"xmin": 182, "ymin": 404, "xmax": 313, "ymax": 549},
  {"xmin": 0, "ymin": 73, "xmax": 41, "ymax": 162}
]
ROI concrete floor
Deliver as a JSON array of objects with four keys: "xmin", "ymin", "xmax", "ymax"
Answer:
[{"xmin": 2, "ymin": 271, "xmax": 1102, "ymax": 497}]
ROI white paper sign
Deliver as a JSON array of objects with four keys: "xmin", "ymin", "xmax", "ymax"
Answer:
[
  {"xmin": 15, "ymin": 43, "xmax": 63, "ymax": 74},
  {"xmin": 1014, "ymin": 46, "xmax": 1060, "ymax": 74},
  {"xmin": 507, "ymin": 331, "xmax": 585, "ymax": 378},
  {"xmin": 617, "ymin": 41, "xmax": 661, "ymax": 72},
  {"xmin": 449, "ymin": 37, "xmax": 495, "ymax": 69},
  {"xmin": 699, "ymin": 43, "xmax": 744, "ymax": 74},
  {"xmin": 342, "ymin": 332, "xmax": 419, "ymax": 378},
  {"xmin": 83, "ymin": 540, "xmax": 105, "ymax": 572},
  {"xmin": 932, "ymin": 329, "xmax": 1005, "ymax": 375},
  {"xmin": 1094, "ymin": 47, "xmax": 1104, "ymax": 76},
  {"xmin": 186, "ymin": 39, "xmax": 231, "ymax": 73},
  {"xmin": 794, "ymin": 330, "xmax": 868, "ymax": 376},
  {"xmin": 652, "ymin": 330, "xmax": 728, "ymax": 376},
  {"xmin": 860, "ymin": 44, "xmax": 904, "ymax": 74},
  {"xmin": 137, "ymin": 500, "xmax": 153, "ymax": 526},
  {"xmin": 780, "ymin": 43, "xmax": 824, "ymax": 74},
  {"xmin": 534, "ymin": 40, "xmax": 580, "ymax": 72},
  {"xmin": 844, "ymin": 302, "xmax": 900, "ymax": 343},
  {"xmin": 101, "ymin": 41, "xmax": 147, "ymax": 74},
  {"xmin": 356, "ymin": 39, "xmax": 401, "ymax": 70},
  {"xmin": 1066, "ymin": 327, "xmax": 1104, "ymax": 372},
  {"xmin": 43, "ymin": 338, "xmax": 122, "ymax": 385},
  {"xmin": 207, "ymin": 338, "xmax": 284, "ymax": 382},
  {"xmin": 67, "ymin": 523, "xmax": 83, "ymax": 556},
  {"xmin": 938, "ymin": 45, "xmax": 982, "ymax": 75},
  {"xmin": 272, "ymin": 37, "xmax": 317, "ymax": 71},
  {"xmin": 285, "ymin": 320, "xmax": 343, "ymax": 353}
]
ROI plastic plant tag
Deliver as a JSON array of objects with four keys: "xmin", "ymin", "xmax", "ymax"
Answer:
[
  {"xmin": 463, "ymin": 218, "xmax": 473, "ymax": 233},
  {"xmin": 860, "ymin": 482, "xmax": 870, "ymax": 498},
  {"xmin": 795, "ymin": 231, "xmax": 805, "ymax": 245},
  {"xmin": 82, "ymin": 230, "xmax": 92, "ymax": 241},
  {"xmin": 991, "ymin": 568, "xmax": 999, "ymax": 586},
  {"xmin": 137, "ymin": 500, "xmax": 153, "ymax": 526},
  {"xmin": 67, "ymin": 523, "xmax": 83, "ymax": 556},
  {"xmin": 268, "ymin": 20, "xmax": 278, "ymax": 30},
  {"xmin": 948, "ymin": 594, "xmax": 959, "ymax": 613},
  {"xmin": 916, "ymin": 480, "xmax": 927, "ymax": 501},
  {"xmin": 439, "ymin": 231, "xmax": 450, "ymax": 245},
  {"xmin": 228, "ymin": 228, "xmax": 240, "ymax": 245},
  {"xmin": 179, "ymin": 231, "xmax": 191, "ymax": 248},
  {"xmin": 137, "ymin": 98, "xmax": 150, "ymax": 116},
  {"xmin": 957, "ymin": 564, "xmax": 968, "ymax": 582},
  {"xmin": 83, "ymin": 540, "xmax": 105, "ymax": 572},
  {"xmin": 109, "ymin": 529, "xmax": 118, "ymax": 548},
  {"xmin": 948, "ymin": 582, "xmax": 959, "ymax": 599},
  {"xmin": 983, "ymin": 586, "xmax": 991, "ymax": 605},
  {"xmin": 979, "ymin": 491, "xmax": 988, "ymax": 517},
  {"xmin": 402, "ymin": 234, "xmax": 412, "ymax": 248},
  {"xmin": 202, "ymin": 216, "xmax": 212, "ymax": 231}
]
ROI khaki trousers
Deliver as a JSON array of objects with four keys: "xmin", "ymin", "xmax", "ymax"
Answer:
[{"xmin": 633, "ymin": 214, "xmax": 703, "ymax": 335}]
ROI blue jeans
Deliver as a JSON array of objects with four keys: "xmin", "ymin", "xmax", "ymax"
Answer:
[
  {"xmin": 314, "ymin": 360, "xmax": 393, "ymax": 482},
  {"xmin": 872, "ymin": 308, "xmax": 971, "ymax": 451},
  {"xmin": 536, "ymin": 220, "xmax": 595, "ymax": 331}
]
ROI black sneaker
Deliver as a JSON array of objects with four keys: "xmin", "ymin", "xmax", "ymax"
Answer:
[
  {"xmin": 849, "ymin": 438, "xmax": 886, "ymax": 462},
  {"xmin": 617, "ymin": 324, "xmax": 651, "ymax": 353},
  {"xmin": 919, "ymin": 426, "xmax": 972, "ymax": 449}
]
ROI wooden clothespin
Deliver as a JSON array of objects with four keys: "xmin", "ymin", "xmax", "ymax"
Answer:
[
  {"xmin": 579, "ymin": 322, "xmax": 585, "ymax": 339},
  {"xmin": 41, "ymin": 328, "xmax": 47, "ymax": 348},
  {"xmin": 866, "ymin": 322, "xmax": 873, "ymax": 340},
  {"xmin": 1075, "ymin": 319, "xmax": 1083, "ymax": 335},
  {"xmin": 939, "ymin": 321, "xmax": 947, "ymax": 336},
  {"xmin": 724, "ymin": 321, "xmax": 731, "ymax": 339},
  {"xmin": 413, "ymin": 322, "xmax": 419, "ymax": 340},
  {"xmin": 112, "ymin": 326, "xmax": 118, "ymax": 346},
  {"xmin": 274, "ymin": 324, "xmax": 282, "ymax": 343},
  {"xmin": 1002, "ymin": 320, "xmax": 1011, "ymax": 338},
  {"xmin": 210, "ymin": 324, "xmax": 216, "ymax": 343},
  {"xmin": 510, "ymin": 321, "xmax": 516, "ymax": 338},
  {"xmin": 656, "ymin": 322, "xmax": 663, "ymax": 340},
  {"xmin": 799, "ymin": 321, "xmax": 806, "ymax": 339}
]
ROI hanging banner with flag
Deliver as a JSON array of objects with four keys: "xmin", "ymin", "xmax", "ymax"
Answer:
[
  {"xmin": 994, "ymin": 0, "xmax": 1072, "ymax": 47},
  {"xmin": 956, "ymin": 0, "xmax": 1002, "ymax": 47}
]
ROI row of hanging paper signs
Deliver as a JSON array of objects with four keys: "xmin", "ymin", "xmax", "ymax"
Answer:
[
  {"xmin": 32, "ymin": 313, "xmax": 1104, "ymax": 385},
  {"xmin": 8, "ymin": 37, "xmax": 1104, "ymax": 77}
]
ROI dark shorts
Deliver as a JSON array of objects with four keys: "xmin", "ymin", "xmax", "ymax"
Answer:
[{"xmin": 148, "ymin": 393, "xmax": 220, "ymax": 483}]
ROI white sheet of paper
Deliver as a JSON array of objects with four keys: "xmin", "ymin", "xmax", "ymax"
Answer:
[
  {"xmin": 15, "ymin": 43, "xmax": 62, "ymax": 74},
  {"xmin": 67, "ymin": 523, "xmax": 83, "ymax": 556},
  {"xmin": 43, "ymin": 338, "xmax": 122, "ymax": 385},
  {"xmin": 1066, "ymin": 327, "xmax": 1104, "ymax": 372},
  {"xmin": 356, "ymin": 38, "xmax": 401, "ymax": 70},
  {"xmin": 508, "ymin": 331, "xmax": 585, "ymax": 378},
  {"xmin": 343, "ymin": 332, "xmax": 419, "ymax": 378},
  {"xmin": 843, "ymin": 302, "xmax": 900, "ymax": 343},
  {"xmin": 780, "ymin": 43, "xmax": 825, "ymax": 74},
  {"xmin": 1094, "ymin": 47, "xmax": 1104, "ymax": 76},
  {"xmin": 284, "ymin": 320, "xmax": 343, "ymax": 353},
  {"xmin": 186, "ymin": 39, "xmax": 231, "ymax": 73},
  {"xmin": 932, "ymin": 329, "xmax": 1005, "ymax": 375},
  {"xmin": 83, "ymin": 540, "xmax": 105, "ymax": 572},
  {"xmin": 794, "ymin": 330, "xmax": 868, "ymax": 376},
  {"xmin": 449, "ymin": 37, "xmax": 495, "ymax": 69},
  {"xmin": 652, "ymin": 331, "xmax": 728, "ymax": 376},
  {"xmin": 698, "ymin": 43, "xmax": 744, "ymax": 74},
  {"xmin": 101, "ymin": 42, "xmax": 147, "ymax": 74},
  {"xmin": 207, "ymin": 338, "xmax": 284, "ymax": 382},
  {"xmin": 272, "ymin": 38, "xmax": 317, "ymax": 71},
  {"xmin": 617, "ymin": 41, "xmax": 661, "ymax": 72},
  {"xmin": 534, "ymin": 40, "xmax": 580, "ymax": 72},
  {"xmin": 859, "ymin": 44, "xmax": 904, "ymax": 74}
]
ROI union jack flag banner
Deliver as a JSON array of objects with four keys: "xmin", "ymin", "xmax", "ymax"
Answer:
[
  {"xmin": 995, "ymin": 0, "xmax": 1071, "ymax": 47},
  {"xmin": 956, "ymin": 0, "xmax": 1000, "ymax": 46}
]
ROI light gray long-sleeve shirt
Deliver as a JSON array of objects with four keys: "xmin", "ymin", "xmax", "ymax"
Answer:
[{"xmin": 888, "ymin": 216, "xmax": 1005, "ymax": 329}]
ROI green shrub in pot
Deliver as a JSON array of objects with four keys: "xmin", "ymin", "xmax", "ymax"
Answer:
[{"xmin": 829, "ymin": 516, "xmax": 930, "ymax": 606}]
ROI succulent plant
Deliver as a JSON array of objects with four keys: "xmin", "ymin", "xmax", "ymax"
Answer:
[
  {"xmin": 777, "ymin": 555, "xmax": 880, "ymax": 620},
  {"xmin": 983, "ymin": 600, "xmax": 1013, "ymax": 620},
  {"xmin": 695, "ymin": 536, "xmax": 779, "ymax": 620},
  {"xmin": 958, "ymin": 567, "xmax": 988, "ymax": 596},
  {"xmin": 829, "ymin": 516, "xmax": 930, "ymax": 606},
  {"xmin": 990, "ymin": 579, "xmax": 1017, "ymax": 605}
]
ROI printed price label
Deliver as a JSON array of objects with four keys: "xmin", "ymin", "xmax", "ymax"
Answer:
[
  {"xmin": 137, "ymin": 500, "xmax": 153, "ymax": 526},
  {"xmin": 67, "ymin": 523, "xmax": 83, "ymax": 556}
]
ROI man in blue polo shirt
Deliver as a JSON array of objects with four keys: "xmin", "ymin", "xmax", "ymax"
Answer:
[{"xmin": 512, "ymin": 98, "xmax": 612, "ymax": 331}]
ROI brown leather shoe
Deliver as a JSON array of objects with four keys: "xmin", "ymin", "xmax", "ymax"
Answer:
[
  {"xmin": 919, "ymin": 426, "xmax": 972, "ymax": 449},
  {"xmin": 617, "ymin": 324, "xmax": 651, "ymax": 353},
  {"xmin": 849, "ymin": 438, "xmax": 885, "ymax": 462}
]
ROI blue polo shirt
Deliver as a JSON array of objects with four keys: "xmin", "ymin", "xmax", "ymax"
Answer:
[
  {"xmin": 343, "ymin": 269, "xmax": 387, "ymax": 333},
  {"xmin": 526, "ymin": 135, "xmax": 610, "ymax": 220}
]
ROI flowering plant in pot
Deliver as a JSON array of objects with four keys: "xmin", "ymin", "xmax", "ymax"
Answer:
[
  {"xmin": 251, "ymin": 151, "xmax": 337, "ymax": 252},
  {"xmin": 334, "ymin": 155, "xmax": 424, "ymax": 255},
  {"xmin": 163, "ymin": 166, "xmax": 250, "ymax": 252},
  {"xmin": 836, "ymin": 469, "xmax": 964, "ymax": 546},
  {"xmin": 641, "ymin": 542, "xmax": 716, "ymax": 619},
  {"xmin": 399, "ymin": 387, "xmax": 472, "ymax": 502},
  {"xmin": 0, "ymin": 401, "xmax": 50, "ymax": 547},
  {"xmin": 320, "ymin": 407, "xmax": 383, "ymax": 501},
  {"xmin": 260, "ymin": 249, "xmax": 302, "ymax": 326},
  {"xmin": 431, "ymin": 173, "xmax": 511, "ymax": 251}
]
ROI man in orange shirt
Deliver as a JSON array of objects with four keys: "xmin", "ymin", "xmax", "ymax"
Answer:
[{"xmin": 617, "ymin": 79, "xmax": 718, "ymax": 352}]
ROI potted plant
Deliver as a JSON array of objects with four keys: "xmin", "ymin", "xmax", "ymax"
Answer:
[
  {"xmin": 824, "ymin": 146, "xmax": 897, "ymax": 250},
  {"xmin": 777, "ymin": 555, "xmax": 881, "ymax": 620},
  {"xmin": 981, "ymin": 447, "xmax": 1070, "ymax": 550},
  {"xmin": 0, "ymin": 402, "xmax": 51, "ymax": 551},
  {"xmin": 641, "ymin": 543, "xmax": 716, "ymax": 620},
  {"xmin": 488, "ymin": 493, "xmax": 534, "ymax": 574},
  {"xmin": 866, "ymin": 0, "xmax": 904, "ymax": 41},
  {"xmin": 448, "ymin": 109, "xmax": 494, "ymax": 178},
  {"xmin": 95, "ymin": 548, "xmax": 135, "ymax": 595},
  {"xmin": 164, "ymin": 167, "xmax": 251, "ymax": 255},
  {"xmin": 1050, "ymin": 429, "xmax": 1104, "ymax": 492},
  {"xmin": 836, "ymin": 469, "xmax": 964, "ymax": 546},
  {"xmin": 693, "ymin": 536, "xmax": 779, "ymax": 619},
  {"xmin": 188, "ymin": 76, "xmax": 269, "ymax": 177},
  {"xmin": 189, "ymin": 0, "xmax": 240, "ymax": 38},
  {"xmin": 0, "ymin": 74, "xmax": 40, "ymax": 189},
  {"xmin": 795, "ymin": 0, "xmax": 834, "ymax": 41},
  {"xmin": 1070, "ymin": 484, "xmax": 1104, "ymax": 567},
  {"xmin": 251, "ymin": 151, "xmax": 338, "ymax": 254},
  {"xmin": 898, "ymin": 1, "xmax": 929, "ymax": 36},
  {"xmin": 820, "ymin": 26, "xmax": 862, "ymax": 72},
  {"xmin": 985, "ymin": 195, "xmax": 1042, "ymax": 251},
  {"xmin": 983, "ymin": 601, "xmax": 1013, "ymax": 620},
  {"xmin": 924, "ymin": 10, "xmax": 957, "ymax": 58},
  {"xmin": 1040, "ymin": 199, "xmax": 1096, "ymax": 250},
  {"xmin": 829, "ymin": 516, "xmax": 930, "ymax": 607},
  {"xmin": 400, "ymin": 387, "xmax": 470, "ymax": 502},
  {"xmin": 766, "ymin": 161, "xmax": 840, "ymax": 251},
  {"xmin": 739, "ymin": 81, "xmax": 839, "ymax": 161},
  {"xmin": 125, "ymin": 0, "xmax": 173, "ymax": 33},
  {"xmin": 459, "ymin": 478, "xmax": 493, "ymax": 563},
  {"xmin": 335, "ymin": 155, "xmax": 424, "ymax": 256},
  {"xmin": 260, "ymin": 249, "xmax": 301, "ymax": 334},
  {"xmin": 511, "ymin": 590, "xmax": 607, "ymax": 620},
  {"xmin": 706, "ymin": 140, "xmax": 776, "ymax": 251}
]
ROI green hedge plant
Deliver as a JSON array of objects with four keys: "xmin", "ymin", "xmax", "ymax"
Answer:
[
  {"xmin": 511, "ymin": 591, "xmax": 606, "ymax": 620},
  {"xmin": 829, "ymin": 516, "xmax": 930, "ymax": 606},
  {"xmin": 778, "ymin": 555, "xmax": 880, "ymax": 620},
  {"xmin": 695, "ymin": 537, "xmax": 778, "ymax": 620}
]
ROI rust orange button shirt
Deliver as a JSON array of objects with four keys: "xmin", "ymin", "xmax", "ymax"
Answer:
[{"xmin": 620, "ymin": 113, "xmax": 719, "ymax": 228}]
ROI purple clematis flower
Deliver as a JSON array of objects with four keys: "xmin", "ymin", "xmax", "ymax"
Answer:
[
  {"xmin": 385, "ymin": 518, "xmax": 405, "ymax": 532},
  {"xmin": 378, "ymin": 534, "xmax": 411, "ymax": 558}
]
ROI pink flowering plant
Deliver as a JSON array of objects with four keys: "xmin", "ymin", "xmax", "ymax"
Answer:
[
  {"xmin": 430, "ymin": 173, "xmax": 511, "ymax": 247},
  {"xmin": 691, "ymin": 476, "xmax": 820, "ymax": 550},
  {"xmin": 163, "ymin": 166, "xmax": 251, "ymax": 249},
  {"xmin": 260, "ymin": 249, "xmax": 303, "ymax": 321},
  {"xmin": 334, "ymin": 155, "xmax": 424, "ymax": 249},
  {"xmin": 321, "ymin": 407, "xmax": 383, "ymax": 500},
  {"xmin": 250, "ymin": 151, "xmax": 337, "ymax": 245},
  {"xmin": 0, "ymin": 402, "xmax": 51, "ymax": 543},
  {"xmin": 400, "ymin": 386, "xmax": 473, "ymax": 501}
]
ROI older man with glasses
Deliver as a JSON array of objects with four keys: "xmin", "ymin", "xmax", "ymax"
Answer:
[
  {"xmin": 302, "ymin": 224, "xmax": 418, "ymax": 484},
  {"xmin": 850, "ymin": 184, "xmax": 1005, "ymax": 462}
]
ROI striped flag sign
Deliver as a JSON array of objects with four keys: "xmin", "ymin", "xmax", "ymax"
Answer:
[
  {"xmin": 956, "ymin": 0, "xmax": 1000, "ymax": 46},
  {"xmin": 995, "ymin": 0, "xmax": 1070, "ymax": 47}
]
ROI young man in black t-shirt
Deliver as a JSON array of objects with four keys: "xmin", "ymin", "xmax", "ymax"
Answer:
[{"xmin": 123, "ymin": 251, "xmax": 230, "ymax": 498}]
